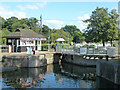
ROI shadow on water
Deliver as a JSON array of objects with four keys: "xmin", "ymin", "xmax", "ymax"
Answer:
[{"xmin": 2, "ymin": 63, "xmax": 120, "ymax": 88}]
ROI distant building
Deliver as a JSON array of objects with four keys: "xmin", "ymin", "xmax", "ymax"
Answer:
[{"xmin": 2, "ymin": 29, "xmax": 46, "ymax": 52}]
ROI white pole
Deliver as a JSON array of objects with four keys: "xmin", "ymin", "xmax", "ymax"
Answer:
[
  {"xmin": 40, "ymin": 40, "xmax": 41, "ymax": 51},
  {"xmin": 9, "ymin": 45, "xmax": 11, "ymax": 53}
]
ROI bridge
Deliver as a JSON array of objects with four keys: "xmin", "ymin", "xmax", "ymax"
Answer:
[{"xmin": 55, "ymin": 46, "xmax": 118, "ymax": 60}]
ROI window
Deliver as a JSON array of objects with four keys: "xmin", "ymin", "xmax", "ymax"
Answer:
[
  {"xmin": 21, "ymin": 41, "xmax": 26, "ymax": 45},
  {"xmin": 18, "ymin": 40, "xmax": 20, "ymax": 45},
  {"xmin": 23, "ymin": 41, "xmax": 26, "ymax": 45},
  {"xmin": 8, "ymin": 39, "xmax": 11, "ymax": 43}
]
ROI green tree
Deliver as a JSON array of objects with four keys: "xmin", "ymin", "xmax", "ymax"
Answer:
[
  {"xmin": 11, "ymin": 21, "xmax": 29, "ymax": 31},
  {"xmin": 4, "ymin": 17, "xmax": 19, "ymax": 32},
  {"xmin": 84, "ymin": 7, "xmax": 118, "ymax": 47},
  {"xmin": 61, "ymin": 25, "xmax": 79, "ymax": 36},
  {"xmin": 0, "ymin": 16, "xmax": 5, "ymax": 28},
  {"xmin": 61, "ymin": 25, "xmax": 84, "ymax": 42},
  {"xmin": 0, "ymin": 17, "xmax": 7, "ymax": 45},
  {"xmin": 1, "ymin": 28, "xmax": 10, "ymax": 44},
  {"xmin": 73, "ymin": 30, "xmax": 85, "ymax": 43},
  {"xmin": 107, "ymin": 9, "xmax": 119, "ymax": 46},
  {"xmin": 42, "ymin": 25, "xmax": 51, "ymax": 36},
  {"xmin": 27, "ymin": 17, "xmax": 39, "ymax": 29},
  {"xmin": 50, "ymin": 29, "xmax": 71, "ymax": 43}
]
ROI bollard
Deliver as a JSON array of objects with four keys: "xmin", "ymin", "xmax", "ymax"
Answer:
[{"xmin": 106, "ymin": 55, "xmax": 109, "ymax": 61}]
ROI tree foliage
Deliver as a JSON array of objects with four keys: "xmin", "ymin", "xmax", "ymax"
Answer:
[
  {"xmin": 84, "ymin": 7, "xmax": 119, "ymax": 46},
  {"xmin": 61, "ymin": 25, "xmax": 85, "ymax": 43},
  {"xmin": 107, "ymin": 9, "xmax": 119, "ymax": 46},
  {"xmin": 42, "ymin": 25, "xmax": 51, "ymax": 36},
  {"xmin": 1, "ymin": 16, "xmax": 84, "ymax": 44},
  {"xmin": 50, "ymin": 29, "xmax": 71, "ymax": 43}
]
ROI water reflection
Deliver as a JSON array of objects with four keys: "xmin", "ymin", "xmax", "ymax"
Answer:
[
  {"xmin": 0, "ymin": 62, "xmax": 2, "ymax": 90},
  {"xmin": 53, "ymin": 63, "xmax": 96, "ymax": 88},
  {"xmin": 0, "ymin": 73, "xmax": 2, "ymax": 89},
  {"xmin": 2, "ymin": 66, "xmax": 47, "ymax": 88},
  {"xmin": 2, "ymin": 63, "xmax": 120, "ymax": 88}
]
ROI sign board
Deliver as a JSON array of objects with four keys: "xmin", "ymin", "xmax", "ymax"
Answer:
[
  {"xmin": 107, "ymin": 47, "xmax": 116, "ymax": 57},
  {"xmin": 20, "ymin": 38, "xmax": 46, "ymax": 41},
  {"xmin": 80, "ymin": 47, "xmax": 87, "ymax": 54}
]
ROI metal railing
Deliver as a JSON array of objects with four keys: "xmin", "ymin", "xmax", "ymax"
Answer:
[
  {"xmin": 56, "ymin": 45, "xmax": 108, "ymax": 55},
  {"xmin": 0, "ymin": 45, "xmax": 9, "ymax": 53}
]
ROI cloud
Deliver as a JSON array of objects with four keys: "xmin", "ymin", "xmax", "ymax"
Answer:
[
  {"xmin": 112, "ymin": 7, "xmax": 118, "ymax": 11},
  {"xmin": 16, "ymin": 2, "xmax": 47, "ymax": 10},
  {"xmin": 0, "ymin": 5, "xmax": 26, "ymax": 19},
  {"xmin": 78, "ymin": 14, "xmax": 90, "ymax": 31},
  {"xmin": 43, "ymin": 20, "xmax": 64, "ymax": 29}
]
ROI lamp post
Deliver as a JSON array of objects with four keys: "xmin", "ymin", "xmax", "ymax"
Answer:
[{"xmin": 48, "ymin": 30, "xmax": 50, "ymax": 51}]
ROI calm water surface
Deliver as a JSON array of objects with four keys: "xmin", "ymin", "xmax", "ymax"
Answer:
[{"xmin": 1, "ymin": 63, "xmax": 120, "ymax": 88}]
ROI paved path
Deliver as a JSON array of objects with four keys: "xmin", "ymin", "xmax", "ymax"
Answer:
[{"xmin": 1, "ymin": 51, "xmax": 56, "ymax": 56}]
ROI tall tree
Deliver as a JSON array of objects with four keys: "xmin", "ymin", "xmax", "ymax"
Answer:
[
  {"xmin": 61, "ymin": 25, "xmax": 79, "ymax": 36},
  {"xmin": 84, "ymin": 7, "xmax": 118, "ymax": 47},
  {"xmin": 107, "ymin": 9, "xmax": 119, "ymax": 46},
  {"xmin": 73, "ymin": 30, "xmax": 85, "ymax": 43},
  {"xmin": 0, "ymin": 16, "xmax": 5, "ymax": 28},
  {"xmin": 42, "ymin": 25, "xmax": 51, "ymax": 36},
  {"xmin": 61, "ymin": 25, "xmax": 84, "ymax": 42},
  {"xmin": 11, "ymin": 21, "xmax": 30, "ymax": 31},
  {"xmin": 27, "ymin": 17, "xmax": 38, "ymax": 29},
  {"xmin": 4, "ymin": 17, "xmax": 19, "ymax": 32},
  {"xmin": 50, "ymin": 29, "xmax": 71, "ymax": 43}
]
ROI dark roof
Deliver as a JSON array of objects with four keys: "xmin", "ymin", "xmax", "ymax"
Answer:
[{"xmin": 2, "ymin": 29, "xmax": 45, "ymax": 38}]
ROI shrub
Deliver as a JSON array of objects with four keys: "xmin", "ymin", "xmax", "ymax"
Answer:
[
  {"xmin": 113, "ymin": 43, "xmax": 118, "ymax": 47},
  {"xmin": 1, "ymin": 59, "xmax": 5, "ymax": 62},
  {"xmin": 82, "ymin": 44, "xmax": 89, "ymax": 47},
  {"xmin": 89, "ymin": 45, "xmax": 95, "ymax": 48}
]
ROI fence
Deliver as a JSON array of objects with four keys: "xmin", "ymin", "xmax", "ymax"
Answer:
[
  {"xmin": 56, "ymin": 46, "xmax": 107, "ymax": 54},
  {"xmin": 56, "ymin": 45, "xmax": 118, "ymax": 56},
  {"xmin": 0, "ymin": 45, "xmax": 9, "ymax": 53}
]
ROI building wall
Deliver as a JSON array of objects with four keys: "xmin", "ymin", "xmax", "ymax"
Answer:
[
  {"xmin": 19, "ymin": 40, "xmax": 41, "ymax": 51},
  {"xmin": 20, "ymin": 40, "xmax": 35, "ymax": 47},
  {"xmin": 6, "ymin": 38, "xmax": 42, "ymax": 52}
]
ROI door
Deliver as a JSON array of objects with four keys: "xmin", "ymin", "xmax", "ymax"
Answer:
[
  {"xmin": 35, "ymin": 40, "xmax": 37, "ymax": 50},
  {"xmin": 14, "ymin": 39, "xmax": 17, "ymax": 52}
]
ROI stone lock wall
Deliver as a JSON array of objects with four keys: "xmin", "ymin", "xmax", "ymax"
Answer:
[
  {"xmin": 96, "ymin": 60, "xmax": 120, "ymax": 85},
  {"xmin": 61, "ymin": 54, "xmax": 96, "ymax": 67},
  {"xmin": 2, "ymin": 53, "xmax": 58, "ymax": 68}
]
